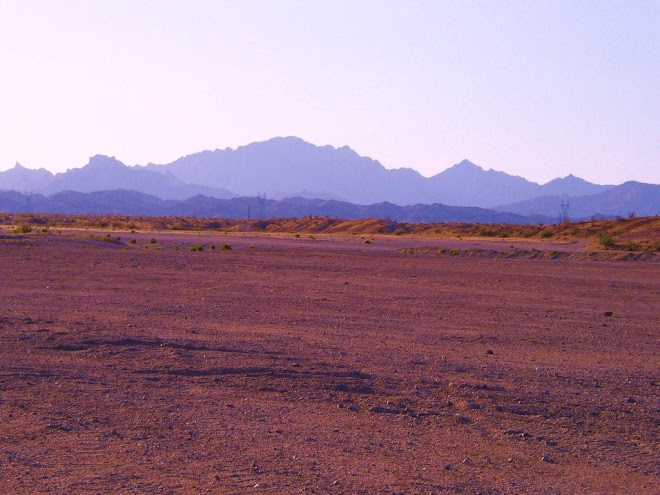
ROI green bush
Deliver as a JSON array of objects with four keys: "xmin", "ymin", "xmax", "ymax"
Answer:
[
  {"xmin": 190, "ymin": 244, "xmax": 204, "ymax": 252},
  {"xmin": 15, "ymin": 222, "xmax": 32, "ymax": 234},
  {"xmin": 220, "ymin": 243, "xmax": 232, "ymax": 250},
  {"xmin": 598, "ymin": 233, "xmax": 614, "ymax": 249},
  {"xmin": 625, "ymin": 240, "xmax": 639, "ymax": 252},
  {"xmin": 476, "ymin": 226, "xmax": 493, "ymax": 237},
  {"xmin": 540, "ymin": 229, "xmax": 553, "ymax": 238}
]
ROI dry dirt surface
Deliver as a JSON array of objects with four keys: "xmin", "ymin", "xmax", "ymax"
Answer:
[{"xmin": 0, "ymin": 230, "xmax": 658, "ymax": 494}]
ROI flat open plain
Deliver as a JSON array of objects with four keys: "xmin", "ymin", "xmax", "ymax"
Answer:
[{"xmin": 0, "ymin": 229, "xmax": 658, "ymax": 494}]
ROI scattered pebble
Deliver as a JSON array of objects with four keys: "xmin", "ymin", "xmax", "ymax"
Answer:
[
  {"xmin": 444, "ymin": 463, "xmax": 452, "ymax": 470},
  {"xmin": 486, "ymin": 349, "xmax": 494, "ymax": 355},
  {"xmin": 604, "ymin": 311, "xmax": 614, "ymax": 317},
  {"xmin": 541, "ymin": 455, "xmax": 553, "ymax": 463}
]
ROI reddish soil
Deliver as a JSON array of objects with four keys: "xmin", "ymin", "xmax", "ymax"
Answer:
[{"xmin": 1, "ymin": 230, "xmax": 658, "ymax": 494}]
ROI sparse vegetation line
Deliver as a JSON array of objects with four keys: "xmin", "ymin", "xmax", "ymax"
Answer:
[{"xmin": 0, "ymin": 213, "xmax": 657, "ymax": 252}]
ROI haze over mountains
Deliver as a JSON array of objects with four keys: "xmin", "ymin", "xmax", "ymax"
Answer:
[
  {"xmin": 1, "ymin": 137, "xmax": 657, "ymax": 221},
  {"xmin": 2, "ymin": 155, "xmax": 234, "ymax": 200},
  {"xmin": 144, "ymin": 137, "xmax": 615, "ymax": 207},
  {"xmin": 0, "ymin": 190, "xmax": 537, "ymax": 224}
]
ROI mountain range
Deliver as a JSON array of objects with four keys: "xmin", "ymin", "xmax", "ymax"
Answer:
[
  {"xmin": 1, "ymin": 136, "xmax": 657, "ymax": 221},
  {"xmin": 1, "ymin": 156, "xmax": 234, "ymax": 200},
  {"xmin": 0, "ymin": 189, "xmax": 538, "ymax": 224}
]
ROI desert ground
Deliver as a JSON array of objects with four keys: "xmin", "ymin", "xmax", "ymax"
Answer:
[{"xmin": 0, "ymin": 226, "xmax": 658, "ymax": 494}]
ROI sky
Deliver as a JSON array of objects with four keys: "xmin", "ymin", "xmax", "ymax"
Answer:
[{"xmin": 0, "ymin": 0, "xmax": 657, "ymax": 185}]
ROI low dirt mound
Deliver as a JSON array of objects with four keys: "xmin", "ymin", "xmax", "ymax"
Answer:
[{"xmin": 398, "ymin": 246, "xmax": 658, "ymax": 262}]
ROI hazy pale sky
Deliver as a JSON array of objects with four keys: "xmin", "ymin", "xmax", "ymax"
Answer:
[{"xmin": 0, "ymin": 0, "xmax": 657, "ymax": 184}]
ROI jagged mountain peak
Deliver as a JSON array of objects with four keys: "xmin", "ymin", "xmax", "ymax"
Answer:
[
  {"xmin": 455, "ymin": 159, "xmax": 481, "ymax": 169},
  {"xmin": 86, "ymin": 154, "xmax": 127, "ymax": 170}
]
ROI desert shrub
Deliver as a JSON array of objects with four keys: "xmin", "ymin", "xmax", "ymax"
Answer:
[
  {"xmin": 498, "ymin": 232, "xmax": 510, "ymax": 238},
  {"xmin": 15, "ymin": 222, "xmax": 32, "ymax": 233},
  {"xmin": 149, "ymin": 238, "xmax": 157, "ymax": 244},
  {"xmin": 130, "ymin": 239, "xmax": 137, "ymax": 244},
  {"xmin": 476, "ymin": 226, "xmax": 494, "ymax": 237},
  {"xmin": 450, "ymin": 249, "xmax": 459, "ymax": 255},
  {"xmin": 24, "ymin": 216, "xmax": 46, "ymax": 225},
  {"xmin": 210, "ymin": 245, "xmax": 216, "ymax": 250},
  {"xmin": 205, "ymin": 221, "xmax": 222, "ymax": 230},
  {"xmin": 625, "ymin": 241, "xmax": 639, "ymax": 251},
  {"xmin": 540, "ymin": 229, "xmax": 553, "ymax": 238},
  {"xmin": 190, "ymin": 244, "xmax": 204, "ymax": 252},
  {"xmin": 86, "ymin": 234, "xmax": 121, "ymax": 244},
  {"xmin": 598, "ymin": 233, "xmax": 614, "ymax": 249},
  {"xmin": 220, "ymin": 243, "xmax": 232, "ymax": 250},
  {"xmin": 294, "ymin": 233, "xmax": 300, "ymax": 238},
  {"xmin": 364, "ymin": 239, "xmax": 371, "ymax": 244}
]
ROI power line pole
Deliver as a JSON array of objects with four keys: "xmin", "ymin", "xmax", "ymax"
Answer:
[{"xmin": 243, "ymin": 202, "xmax": 251, "ymax": 232}]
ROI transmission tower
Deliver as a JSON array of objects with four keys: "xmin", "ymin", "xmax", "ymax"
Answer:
[
  {"xmin": 558, "ymin": 199, "xmax": 570, "ymax": 224},
  {"xmin": 24, "ymin": 191, "xmax": 34, "ymax": 213},
  {"xmin": 256, "ymin": 193, "xmax": 266, "ymax": 219}
]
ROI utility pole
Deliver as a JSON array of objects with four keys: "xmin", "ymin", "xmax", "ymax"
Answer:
[{"xmin": 243, "ymin": 202, "xmax": 251, "ymax": 232}]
